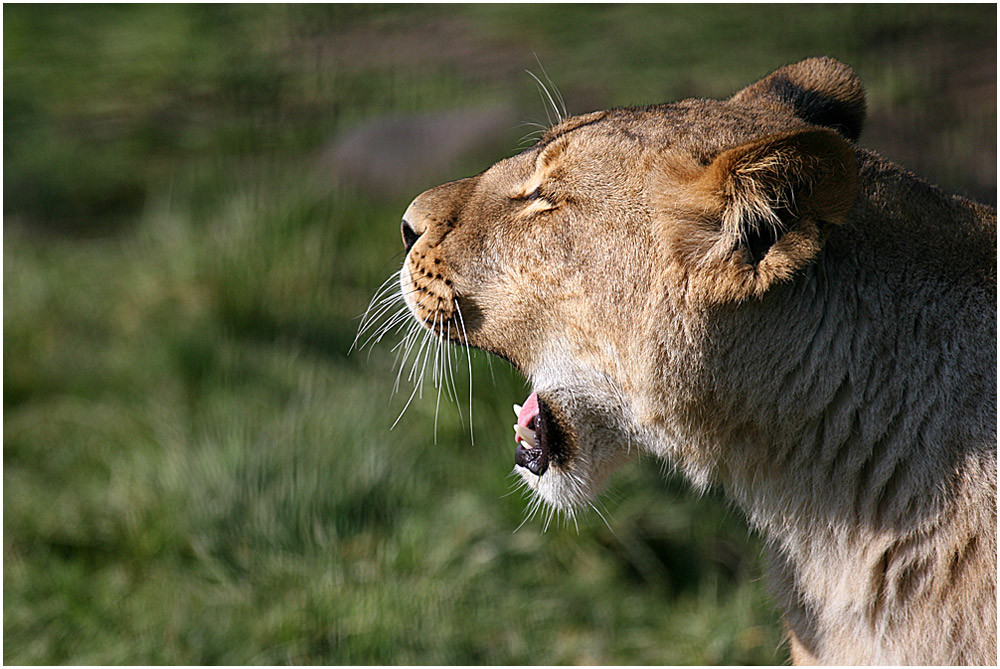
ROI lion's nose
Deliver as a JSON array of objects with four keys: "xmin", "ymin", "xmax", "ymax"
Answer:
[{"xmin": 401, "ymin": 218, "xmax": 421, "ymax": 253}]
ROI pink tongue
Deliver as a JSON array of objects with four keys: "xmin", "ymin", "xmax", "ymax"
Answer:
[{"xmin": 516, "ymin": 392, "xmax": 540, "ymax": 444}]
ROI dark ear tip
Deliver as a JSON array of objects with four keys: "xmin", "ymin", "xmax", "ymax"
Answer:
[{"xmin": 732, "ymin": 57, "xmax": 867, "ymax": 142}]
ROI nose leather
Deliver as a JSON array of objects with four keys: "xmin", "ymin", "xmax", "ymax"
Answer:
[{"xmin": 401, "ymin": 218, "xmax": 420, "ymax": 252}]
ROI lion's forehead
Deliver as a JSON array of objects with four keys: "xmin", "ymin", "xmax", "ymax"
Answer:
[{"xmin": 521, "ymin": 101, "xmax": 820, "ymax": 182}]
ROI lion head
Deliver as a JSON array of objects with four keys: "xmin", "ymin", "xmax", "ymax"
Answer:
[{"xmin": 393, "ymin": 57, "xmax": 864, "ymax": 512}]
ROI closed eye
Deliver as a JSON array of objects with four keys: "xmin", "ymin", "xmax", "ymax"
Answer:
[
  {"xmin": 511, "ymin": 185, "xmax": 542, "ymax": 202},
  {"xmin": 514, "ymin": 188, "xmax": 558, "ymax": 217},
  {"xmin": 510, "ymin": 179, "xmax": 544, "ymax": 201}
]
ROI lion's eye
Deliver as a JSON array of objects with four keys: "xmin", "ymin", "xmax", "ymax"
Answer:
[
  {"xmin": 511, "ymin": 183, "xmax": 558, "ymax": 217},
  {"xmin": 511, "ymin": 181, "xmax": 548, "ymax": 202},
  {"xmin": 515, "ymin": 186, "xmax": 542, "ymax": 202}
]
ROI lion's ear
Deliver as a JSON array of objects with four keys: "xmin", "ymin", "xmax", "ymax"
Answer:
[
  {"xmin": 709, "ymin": 127, "xmax": 858, "ymax": 248},
  {"xmin": 731, "ymin": 57, "xmax": 866, "ymax": 142},
  {"xmin": 660, "ymin": 128, "xmax": 857, "ymax": 303}
]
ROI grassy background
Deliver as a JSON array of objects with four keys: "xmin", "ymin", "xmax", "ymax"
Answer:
[{"xmin": 4, "ymin": 5, "xmax": 995, "ymax": 665}]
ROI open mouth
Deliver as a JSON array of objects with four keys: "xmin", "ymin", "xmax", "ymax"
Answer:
[{"xmin": 512, "ymin": 392, "xmax": 566, "ymax": 476}]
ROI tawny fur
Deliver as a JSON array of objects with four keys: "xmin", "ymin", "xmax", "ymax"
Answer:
[{"xmin": 395, "ymin": 58, "xmax": 997, "ymax": 665}]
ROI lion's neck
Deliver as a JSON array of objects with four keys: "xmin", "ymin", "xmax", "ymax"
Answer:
[
  {"xmin": 707, "ymin": 172, "xmax": 992, "ymax": 535},
  {"xmin": 639, "ymin": 187, "xmax": 995, "ymax": 661}
]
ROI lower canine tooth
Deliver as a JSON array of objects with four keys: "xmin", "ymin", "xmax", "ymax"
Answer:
[
  {"xmin": 514, "ymin": 424, "xmax": 536, "ymax": 446},
  {"xmin": 513, "ymin": 404, "xmax": 522, "ymax": 417}
]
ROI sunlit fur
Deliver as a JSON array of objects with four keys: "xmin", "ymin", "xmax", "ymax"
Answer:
[{"xmin": 375, "ymin": 58, "xmax": 996, "ymax": 665}]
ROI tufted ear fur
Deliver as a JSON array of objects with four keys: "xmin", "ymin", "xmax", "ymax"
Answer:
[
  {"xmin": 731, "ymin": 57, "xmax": 866, "ymax": 142},
  {"xmin": 659, "ymin": 128, "xmax": 857, "ymax": 303}
]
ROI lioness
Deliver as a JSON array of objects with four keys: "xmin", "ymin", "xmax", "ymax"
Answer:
[{"xmin": 390, "ymin": 58, "xmax": 997, "ymax": 664}]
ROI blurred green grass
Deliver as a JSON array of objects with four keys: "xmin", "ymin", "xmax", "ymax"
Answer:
[{"xmin": 4, "ymin": 4, "xmax": 994, "ymax": 664}]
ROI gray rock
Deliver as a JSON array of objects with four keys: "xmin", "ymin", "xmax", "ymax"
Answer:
[{"xmin": 321, "ymin": 106, "xmax": 521, "ymax": 196}]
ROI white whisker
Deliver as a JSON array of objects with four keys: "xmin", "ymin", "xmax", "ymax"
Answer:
[
  {"xmin": 433, "ymin": 313, "xmax": 444, "ymax": 442},
  {"xmin": 362, "ymin": 264, "xmax": 479, "ymax": 460},
  {"xmin": 392, "ymin": 324, "xmax": 436, "ymax": 427},
  {"xmin": 534, "ymin": 54, "xmax": 568, "ymax": 121},
  {"xmin": 443, "ymin": 323, "xmax": 462, "ymax": 423},
  {"xmin": 542, "ymin": 505, "xmax": 555, "ymax": 533},
  {"xmin": 500, "ymin": 475, "xmax": 528, "ymax": 499},
  {"xmin": 526, "ymin": 69, "xmax": 564, "ymax": 127},
  {"xmin": 588, "ymin": 499, "xmax": 615, "ymax": 535},
  {"xmin": 359, "ymin": 304, "xmax": 409, "ymax": 353},
  {"xmin": 454, "ymin": 298, "xmax": 475, "ymax": 446},
  {"xmin": 516, "ymin": 122, "xmax": 548, "ymax": 148},
  {"xmin": 351, "ymin": 270, "xmax": 403, "ymax": 352},
  {"xmin": 392, "ymin": 323, "xmax": 421, "ymax": 394},
  {"xmin": 514, "ymin": 479, "xmax": 546, "ymax": 533},
  {"xmin": 413, "ymin": 324, "xmax": 435, "ymax": 397}
]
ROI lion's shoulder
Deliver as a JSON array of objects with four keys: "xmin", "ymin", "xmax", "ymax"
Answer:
[{"xmin": 842, "ymin": 149, "xmax": 996, "ymax": 288}]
